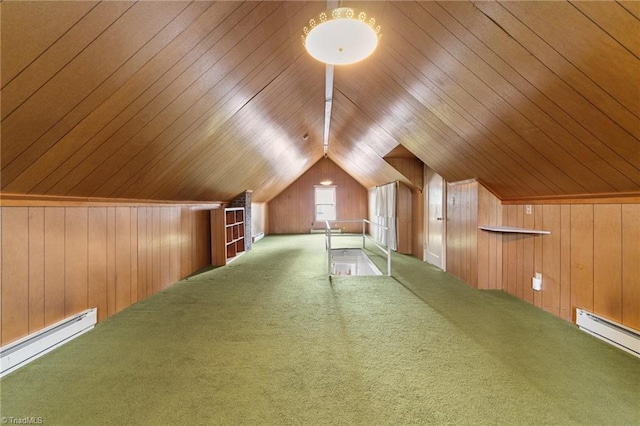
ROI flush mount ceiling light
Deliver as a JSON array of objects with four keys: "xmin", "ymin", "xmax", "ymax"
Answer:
[
  {"xmin": 301, "ymin": 7, "xmax": 382, "ymax": 65},
  {"xmin": 319, "ymin": 155, "xmax": 333, "ymax": 186}
]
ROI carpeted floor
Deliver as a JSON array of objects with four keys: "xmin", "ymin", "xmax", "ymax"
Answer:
[{"xmin": 1, "ymin": 234, "xmax": 638, "ymax": 425}]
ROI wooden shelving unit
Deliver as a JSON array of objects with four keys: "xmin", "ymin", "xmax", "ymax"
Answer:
[{"xmin": 211, "ymin": 207, "xmax": 246, "ymax": 265}]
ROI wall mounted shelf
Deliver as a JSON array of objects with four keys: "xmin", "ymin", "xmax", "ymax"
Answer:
[{"xmin": 478, "ymin": 226, "xmax": 550, "ymax": 235}]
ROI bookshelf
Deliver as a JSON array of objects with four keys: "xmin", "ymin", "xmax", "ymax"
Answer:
[{"xmin": 211, "ymin": 207, "xmax": 246, "ymax": 265}]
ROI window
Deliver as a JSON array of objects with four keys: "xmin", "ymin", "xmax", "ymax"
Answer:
[{"xmin": 315, "ymin": 186, "xmax": 336, "ymax": 221}]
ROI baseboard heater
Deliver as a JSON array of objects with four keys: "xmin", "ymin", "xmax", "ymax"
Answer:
[
  {"xmin": 576, "ymin": 308, "xmax": 640, "ymax": 358},
  {"xmin": 310, "ymin": 228, "xmax": 342, "ymax": 234},
  {"xmin": 252, "ymin": 232, "xmax": 265, "ymax": 242},
  {"xmin": 0, "ymin": 308, "xmax": 97, "ymax": 378}
]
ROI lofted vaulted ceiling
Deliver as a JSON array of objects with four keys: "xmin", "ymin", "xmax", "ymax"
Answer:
[{"xmin": 1, "ymin": 1, "xmax": 639, "ymax": 203}]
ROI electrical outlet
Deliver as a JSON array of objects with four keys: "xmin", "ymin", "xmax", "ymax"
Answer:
[
  {"xmin": 532, "ymin": 272, "xmax": 542, "ymax": 291},
  {"xmin": 525, "ymin": 204, "xmax": 532, "ymax": 215}
]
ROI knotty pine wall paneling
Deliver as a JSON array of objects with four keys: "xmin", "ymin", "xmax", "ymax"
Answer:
[{"xmin": 0, "ymin": 204, "xmax": 212, "ymax": 347}]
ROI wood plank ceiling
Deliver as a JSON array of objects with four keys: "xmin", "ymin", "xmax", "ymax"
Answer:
[{"xmin": 1, "ymin": 1, "xmax": 639, "ymax": 202}]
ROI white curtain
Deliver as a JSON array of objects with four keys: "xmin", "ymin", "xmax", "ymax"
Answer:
[{"xmin": 373, "ymin": 182, "xmax": 397, "ymax": 251}]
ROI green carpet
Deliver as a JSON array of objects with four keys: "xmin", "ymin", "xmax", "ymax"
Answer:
[{"xmin": 1, "ymin": 234, "xmax": 638, "ymax": 425}]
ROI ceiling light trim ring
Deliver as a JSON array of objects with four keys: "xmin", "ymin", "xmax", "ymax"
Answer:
[{"xmin": 302, "ymin": 7, "xmax": 382, "ymax": 66}]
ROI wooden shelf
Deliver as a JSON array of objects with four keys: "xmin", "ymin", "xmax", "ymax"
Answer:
[
  {"xmin": 479, "ymin": 226, "xmax": 550, "ymax": 235},
  {"xmin": 212, "ymin": 207, "xmax": 246, "ymax": 265}
]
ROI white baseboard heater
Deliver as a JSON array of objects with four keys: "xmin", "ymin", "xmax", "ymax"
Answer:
[
  {"xmin": 310, "ymin": 228, "xmax": 342, "ymax": 234},
  {"xmin": 0, "ymin": 308, "xmax": 97, "ymax": 378},
  {"xmin": 576, "ymin": 308, "xmax": 640, "ymax": 358}
]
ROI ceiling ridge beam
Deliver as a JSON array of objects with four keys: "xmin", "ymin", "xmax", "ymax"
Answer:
[{"xmin": 323, "ymin": 64, "xmax": 334, "ymax": 156}]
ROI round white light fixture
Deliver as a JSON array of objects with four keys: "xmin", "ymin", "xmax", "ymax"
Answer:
[
  {"xmin": 320, "ymin": 180, "xmax": 333, "ymax": 186},
  {"xmin": 302, "ymin": 7, "xmax": 382, "ymax": 65}
]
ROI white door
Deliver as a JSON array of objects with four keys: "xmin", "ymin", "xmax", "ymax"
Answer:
[{"xmin": 424, "ymin": 167, "xmax": 446, "ymax": 270}]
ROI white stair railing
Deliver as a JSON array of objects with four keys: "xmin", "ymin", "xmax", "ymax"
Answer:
[{"xmin": 325, "ymin": 219, "xmax": 391, "ymax": 276}]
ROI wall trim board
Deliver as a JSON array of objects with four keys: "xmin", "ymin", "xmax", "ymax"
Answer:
[
  {"xmin": 501, "ymin": 192, "xmax": 640, "ymax": 205},
  {"xmin": 447, "ymin": 178, "xmax": 478, "ymax": 187},
  {"xmin": 453, "ymin": 181, "xmax": 640, "ymax": 204},
  {"xmin": 0, "ymin": 192, "xmax": 224, "ymax": 208}
]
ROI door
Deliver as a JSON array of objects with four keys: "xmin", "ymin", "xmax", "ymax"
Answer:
[{"xmin": 424, "ymin": 167, "xmax": 446, "ymax": 269}]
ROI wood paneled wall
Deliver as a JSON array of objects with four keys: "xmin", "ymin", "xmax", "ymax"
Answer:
[
  {"xmin": 396, "ymin": 183, "xmax": 413, "ymax": 255},
  {"xmin": 384, "ymin": 157, "xmax": 424, "ymax": 190},
  {"xmin": 411, "ymin": 191, "xmax": 425, "ymax": 260},
  {"xmin": 251, "ymin": 203, "xmax": 268, "ymax": 237},
  {"xmin": 446, "ymin": 180, "xmax": 479, "ymax": 287},
  {"xmin": 1, "ymin": 204, "xmax": 211, "ymax": 346},
  {"xmin": 477, "ymin": 185, "xmax": 503, "ymax": 290},
  {"xmin": 385, "ymin": 154, "xmax": 425, "ymax": 258},
  {"xmin": 395, "ymin": 182, "xmax": 424, "ymax": 258},
  {"xmin": 446, "ymin": 179, "xmax": 640, "ymax": 330},
  {"xmin": 268, "ymin": 158, "xmax": 367, "ymax": 234},
  {"xmin": 500, "ymin": 203, "xmax": 640, "ymax": 329}
]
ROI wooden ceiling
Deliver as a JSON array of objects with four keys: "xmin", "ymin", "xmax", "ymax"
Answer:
[{"xmin": 2, "ymin": 1, "xmax": 639, "ymax": 202}]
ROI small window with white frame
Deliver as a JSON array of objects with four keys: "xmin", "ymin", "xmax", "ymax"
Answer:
[{"xmin": 315, "ymin": 186, "xmax": 336, "ymax": 221}]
